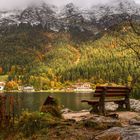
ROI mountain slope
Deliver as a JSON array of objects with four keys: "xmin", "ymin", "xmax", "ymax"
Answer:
[{"xmin": 0, "ymin": 0, "xmax": 140, "ymax": 87}]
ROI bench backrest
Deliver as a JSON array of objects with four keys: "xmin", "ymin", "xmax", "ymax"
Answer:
[{"xmin": 94, "ymin": 86, "xmax": 132, "ymax": 97}]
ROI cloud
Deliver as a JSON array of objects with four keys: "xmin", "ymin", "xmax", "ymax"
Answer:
[
  {"xmin": 135, "ymin": 0, "xmax": 140, "ymax": 4},
  {"xmin": 0, "ymin": 0, "xmax": 139, "ymax": 10},
  {"xmin": 48, "ymin": 0, "xmax": 110, "ymax": 8},
  {"xmin": 0, "ymin": 0, "xmax": 34, "ymax": 10}
]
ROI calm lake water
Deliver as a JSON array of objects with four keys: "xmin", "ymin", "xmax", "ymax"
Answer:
[
  {"xmin": 6, "ymin": 92, "xmax": 93, "ymax": 114},
  {"xmin": 5, "ymin": 88, "xmax": 140, "ymax": 115}
]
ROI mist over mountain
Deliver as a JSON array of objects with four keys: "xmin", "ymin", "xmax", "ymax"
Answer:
[
  {"xmin": 0, "ymin": 0, "xmax": 139, "ymax": 32},
  {"xmin": 0, "ymin": 0, "xmax": 140, "ymax": 10}
]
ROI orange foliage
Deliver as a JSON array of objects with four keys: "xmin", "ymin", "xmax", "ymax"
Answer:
[
  {"xmin": 5, "ymin": 81, "xmax": 18, "ymax": 91},
  {"xmin": 0, "ymin": 67, "xmax": 3, "ymax": 74}
]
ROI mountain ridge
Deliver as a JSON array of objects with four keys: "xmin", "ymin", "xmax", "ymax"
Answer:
[{"xmin": 0, "ymin": 0, "xmax": 139, "ymax": 32}]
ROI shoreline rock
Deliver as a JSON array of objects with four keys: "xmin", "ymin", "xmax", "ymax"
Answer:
[
  {"xmin": 106, "ymin": 99, "xmax": 140, "ymax": 112},
  {"xmin": 62, "ymin": 100, "xmax": 140, "ymax": 130},
  {"xmin": 95, "ymin": 126, "xmax": 140, "ymax": 140}
]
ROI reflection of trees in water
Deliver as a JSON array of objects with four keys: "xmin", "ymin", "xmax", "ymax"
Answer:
[
  {"xmin": 10, "ymin": 92, "xmax": 93, "ymax": 113},
  {"xmin": 75, "ymin": 93, "xmax": 93, "ymax": 110}
]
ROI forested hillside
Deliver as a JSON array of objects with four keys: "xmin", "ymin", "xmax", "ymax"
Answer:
[{"xmin": 0, "ymin": 22, "xmax": 139, "ymax": 92}]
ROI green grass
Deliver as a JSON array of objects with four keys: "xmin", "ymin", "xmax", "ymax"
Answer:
[{"xmin": 0, "ymin": 75, "xmax": 8, "ymax": 82}]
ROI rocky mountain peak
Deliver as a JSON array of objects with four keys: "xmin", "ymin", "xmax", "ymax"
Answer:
[
  {"xmin": 90, "ymin": 0, "xmax": 140, "ymax": 20},
  {"xmin": 0, "ymin": 0, "xmax": 139, "ymax": 32},
  {"xmin": 60, "ymin": 3, "xmax": 81, "ymax": 18},
  {"xmin": 19, "ymin": 2, "xmax": 56, "ymax": 26}
]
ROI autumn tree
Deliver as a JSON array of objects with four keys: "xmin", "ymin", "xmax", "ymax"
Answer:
[
  {"xmin": 114, "ymin": 15, "xmax": 140, "ymax": 86},
  {"xmin": 5, "ymin": 81, "xmax": 19, "ymax": 91},
  {"xmin": 0, "ymin": 67, "xmax": 3, "ymax": 75}
]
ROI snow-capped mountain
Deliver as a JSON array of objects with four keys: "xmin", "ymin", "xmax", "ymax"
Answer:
[
  {"xmin": 0, "ymin": 0, "xmax": 139, "ymax": 32},
  {"xmin": 0, "ymin": 10, "xmax": 21, "ymax": 27},
  {"xmin": 19, "ymin": 2, "xmax": 56, "ymax": 26},
  {"xmin": 58, "ymin": 3, "xmax": 86, "ymax": 31},
  {"xmin": 90, "ymin": 0, "xmax": 140, "ymax": 20},
  {"xmin": 0, "ymin": 2, "xmax": 57, "ymax": 28}
]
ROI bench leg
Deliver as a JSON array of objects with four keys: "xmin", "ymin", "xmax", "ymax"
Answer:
[
  {"xmin": 115, "ymin": 101, "xmax": 125, "ymax": 111},
  {"xmin": 90, "ymin": 103, "xmax": 99, "ymax": 114},
  {"xmin": 125, "ymin": 96, "xmax": 130, "ymax": 111},
  {"xmin": 117, "ymin": 101, "xmax": 125, "ymax": 111},
  {"xmin": 115, "ymin": 99, "xmax": 130, "ymax": 111},
  {"xmin": 99, "ymin": 95, "xmax": 106, "ymax": 116}
]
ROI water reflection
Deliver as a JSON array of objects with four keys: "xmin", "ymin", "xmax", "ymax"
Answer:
[{"xmin": 7, "ymin": 92, "xmax": 93, "ymax": 113}]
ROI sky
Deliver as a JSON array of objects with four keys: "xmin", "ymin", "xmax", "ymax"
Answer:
[
  {"xmin": 0, "ymin": 0, "xmax": 139, "ymax": 10},
  {"xmin": 135, "ymin": 0, "xmax": 140, "ymax": 4}
]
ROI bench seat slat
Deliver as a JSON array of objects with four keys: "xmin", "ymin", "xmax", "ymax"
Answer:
[
  {"xmin": 95, "ymin": 90, "xmax": 129, "ymax": 93},
  {"xmin": 95, "ymin": 86, "xmax": 131, "ymax": 93},
  {"xmin": 81, "ymin": 99, "xmax": 124, "ymax": 104},
  {"xmin": 94, "ymin": 93, "xmax": 127, "ymax": 97},
  {"xmin": 96, "ymin": 86, "xmax": 130, "ymax": 90}
]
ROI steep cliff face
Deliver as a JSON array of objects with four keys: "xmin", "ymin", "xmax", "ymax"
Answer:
[{"xmin": 0, "ymin": 0, "xmax": 139, "ymax": 33}]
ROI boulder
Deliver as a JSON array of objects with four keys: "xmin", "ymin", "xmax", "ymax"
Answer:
[
  {"xmin": 129, "ymin": 119, "xmax": 140, "ymax": 125},
  {"xmin": 95, "ymin": 126, "xmax": 140, "ymax": 140},
  {"xmin": 95, "ymin": 132, "xmax": 122, "ymax": 140},
  {"xmin": 83, "ymin": 116, "xmax": 122, "ymax": 130},
  {"xmin": 105, "ymin": 99, "xmax": 140, "ymax": 112},
  {"xmin": 130, "ymin": 99, "xmax": 140, "ymax": 112},
  {"xmin": 61, "ymin": 108, "xmax": 73, "ymax": 114}
]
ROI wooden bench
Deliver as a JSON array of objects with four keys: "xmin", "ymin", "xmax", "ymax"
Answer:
[{"xmin": 81, "ymin": 86, "xmax": 132, "ymax": 115}]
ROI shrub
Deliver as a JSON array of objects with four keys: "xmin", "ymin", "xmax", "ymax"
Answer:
[{"xmin": 18, "ymin": 111, "xmax": 60, "ymax": 137}]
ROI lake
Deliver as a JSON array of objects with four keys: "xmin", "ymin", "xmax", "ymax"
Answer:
[
  {"xmin": 5, "ymin": 88, "xmax": 140, "ymax": 115},
  {"xmin": 6, "ymin": 92, "xmax": 93, "ymax": 114}
]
